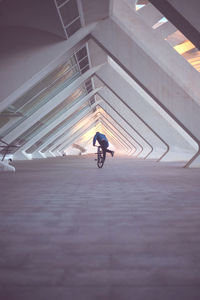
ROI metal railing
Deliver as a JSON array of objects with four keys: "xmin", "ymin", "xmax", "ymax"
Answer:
[{"xmin": 0, "ymin": 139, "xmax": 18, "ymax": 161}]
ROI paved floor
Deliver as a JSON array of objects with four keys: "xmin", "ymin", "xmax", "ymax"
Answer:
[{"xmin": 0, "ymin": 155, "xmax": 200, "ymax": 300}]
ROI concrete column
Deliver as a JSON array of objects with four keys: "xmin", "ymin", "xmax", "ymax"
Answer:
[
  {"xmin": 98, "ymin": 110, "xmax": 139, "ymax": 155},
  {"xmin": 93, "ymin": 122, "xmax": 129, "ymax": 153},
  {"xmin": 0, "ymin": 22, "xmax": 96, "ymax": 109},
  {"xmin": 91, "ymin": 3, "xmax": 200, "ymax": 166},
  {"xmin": 13, "ymin": 88, "xmax": 101, "ymax": 157},
  {"xmin": 99, "ymin": 100, "xmax": 147, "ymax": 158},
  {"xmin": 99, "ymin": 118, "xmax": 134, "ymax": 154},
  {"xmin": 96, "ymin": 62, "xmax": 197, "ymax": 162},
  {"xmin": 32, "ymin": 152, "xmax": 46, "ymax": 159},
  {"xmin": 99, "ymin": 124, "xmax": 131, "ymax": 154},
  {"xmin": 30, "ymin": 102, "xmax": 99, "ymax": 158},
  {"xmin": 45, "ymin": 111, "xmax": 99, "ymax": 154},
  {"xmin": 149, "ymin": 0, "xmax": 200, "ymax": 50},
  {"xmin": 98, "ymin": 86, "xmax": 166, "ymax": 160},
  {"xmin": 136, "ymin": 3, "xmax": 163, "ymax": 27},
  {"xmin": 98, "ymin": 114, "xmax": 136, "ymax": 154},
  {"xmin": 154, "ymin": 22, "xmax": 177, "ymax": 39},
  {"xmin": 3, "ymin": 65, "xmax": 103, "ymax": 145},
  {"xmin": 55, "ymin": 120, "xmax": 99, "ymax": 153}
]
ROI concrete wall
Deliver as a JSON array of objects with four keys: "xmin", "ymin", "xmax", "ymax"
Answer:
[{"xmin": 91, "ymin": 0, "xmax": 200, "ymax": 165}]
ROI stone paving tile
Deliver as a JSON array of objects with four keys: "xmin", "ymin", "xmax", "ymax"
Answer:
[
  {"xmin": 0, "ymin": 287, "xmax": 111, "ymax": 300},
  {"xmin": 0, "ymin": 268, "xmax": 64, "ymax": 286},
  {"xmin": 111, "ymin": 287, "xmax": 200, "ymax": 300},
  {"xmin": 0, "ymin": 156, "xmax": 200, "ymax": 299}
]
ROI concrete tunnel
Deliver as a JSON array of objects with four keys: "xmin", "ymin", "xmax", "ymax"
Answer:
[{"xmin": 0, "ymin": 0, "xmax": 200, "ymax": 299}]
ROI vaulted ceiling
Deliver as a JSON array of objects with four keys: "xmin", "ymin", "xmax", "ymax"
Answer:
[{"xmin": 1, "ymin": 0, "xmax": 200, "ymax": 167}]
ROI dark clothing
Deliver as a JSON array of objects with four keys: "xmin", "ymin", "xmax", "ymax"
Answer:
[
  {"xmin": 99, "ymin": 140, "xmax": 113, "ymax": 160},
  {"xmin": 93, "ymin": 132, "xmax": 108, "ymax": 146},
  {"xmin": 93, "ymin": 132, "xmax": 113, "ymax": 160}
]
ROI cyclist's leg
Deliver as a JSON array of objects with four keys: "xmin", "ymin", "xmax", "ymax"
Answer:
[
  {"xmin": 106, "ymin": 148, "xmax": 113, "ymax": 155},
  {"xmin": 99, "ymin": 141, "xmax": 107, "ymax": 160},
  {"xmin": 103, "ymin": 141, "xmax": 114, "ymax": 157}
]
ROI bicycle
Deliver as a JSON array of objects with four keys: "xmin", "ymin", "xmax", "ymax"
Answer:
[{"xmin": 95, "ymin": 146, "xmax": 104, "ymax": 168}]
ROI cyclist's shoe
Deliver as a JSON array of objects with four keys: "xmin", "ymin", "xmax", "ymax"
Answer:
[{"xmin": 111, "ymin": 151, "xmax": 114, "ymax": 157}]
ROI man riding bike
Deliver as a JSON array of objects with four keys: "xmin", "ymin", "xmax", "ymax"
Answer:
[{"xmin": 93, "ymin": 132, "xmax": 114, "ymax": 161}]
